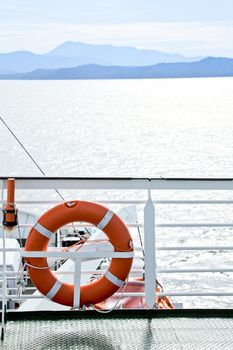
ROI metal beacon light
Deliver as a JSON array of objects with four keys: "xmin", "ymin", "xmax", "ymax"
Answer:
[{"xmin": 2, "ymin": 178, "xmax": 18, "ymax": 230}]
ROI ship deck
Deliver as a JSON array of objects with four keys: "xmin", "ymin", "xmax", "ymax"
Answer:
[{"xmin": 2, "ymin": 310, "xmax": 233, "ymax": 349}]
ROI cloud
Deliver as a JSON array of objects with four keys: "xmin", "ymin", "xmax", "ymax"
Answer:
[{"xmin": 0, "ymin": 21, "xmax": 233, "ymax": 57}]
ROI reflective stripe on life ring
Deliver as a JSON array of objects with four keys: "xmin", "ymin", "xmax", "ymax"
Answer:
[{"xmin": 25, "ymin": 201, "xmax": 134, "ymax": 307}]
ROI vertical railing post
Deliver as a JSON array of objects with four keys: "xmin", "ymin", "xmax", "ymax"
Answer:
[
  {"xmin": 1, "ymin": 180, "xmax": 6, "ymax": 341},
  {"xmin": 144, "ymin": 185, "xmax": 156, "ymax": 309},
  {"xmin": 73, "ymin": 258, "xmax": 82, "ymax": 309}
]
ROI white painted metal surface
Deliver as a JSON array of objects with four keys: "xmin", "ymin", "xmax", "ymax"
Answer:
[
  {"xmin": 73, "ymin": 258, "xmax": 81, "ymax": 308},
  {"xmin": 2, "ymin": 177, "xmax": 233, "ymax": 336},
  {"xmin": 144, "ymin": 190, "xmax": 156, "ymax": 309}
]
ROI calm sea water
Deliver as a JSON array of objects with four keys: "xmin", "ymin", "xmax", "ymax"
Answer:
[
  {"xmin": 1, "ymin": 77, "xmax": 233, "ymax": 308},
  {"xmin": 1, "ymin": 77, "xmax": 233, "ymax": 178}
]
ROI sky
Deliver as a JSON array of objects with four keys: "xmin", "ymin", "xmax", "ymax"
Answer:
[{"xmin": 0, "ymin": 0, "xmax": 233, "ymax": 57}]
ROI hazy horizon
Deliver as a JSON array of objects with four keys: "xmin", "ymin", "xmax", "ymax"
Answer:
[
  {"xmin": 0, "ymin": 1, "xmax": 233, "ymax": 57},
  {"xmin": 0, "ymin": 40, "xmax": 204, "ymax": 58}
]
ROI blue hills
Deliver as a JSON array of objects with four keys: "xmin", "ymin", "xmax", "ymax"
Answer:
[
  {"xmin": 0, "ymin": 57, "xmax": 233, "ymax": 80},
  {"xmin": 0, "ymin": 49, "xmax": 108, "ymax": 74},
  {"xmin": 0, "ymin": 41, "xmax": 232, "ymax": 79},
  {"xmin": 0, "ymin": 41, "xmax": 201, "ymax": 74},
  {"xmin": 47, "ymin": 41, "xmax": 201, "ymax": 65}
]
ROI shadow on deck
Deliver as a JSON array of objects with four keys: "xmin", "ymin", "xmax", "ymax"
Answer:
[{"xmin": 2, "ymin": 309, "xmax": 233, "ymax": 349}]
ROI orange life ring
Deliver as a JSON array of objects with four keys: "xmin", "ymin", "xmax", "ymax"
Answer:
[{"xmin": 25, "ymin": 201, "xmax": 134, "ymax": 307}]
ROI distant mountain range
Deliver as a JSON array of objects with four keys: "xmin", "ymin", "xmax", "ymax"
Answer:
[
  {"xmin": 0, "ymin": 41, "xmax": 232, "ymax": 79},
  {"xmin": 0, "ymin": 57, "xmax": 233, "ymax": 80},
  {"xmin": 0, "ymin": 41, "xmax": 202, "ymax": 74}
]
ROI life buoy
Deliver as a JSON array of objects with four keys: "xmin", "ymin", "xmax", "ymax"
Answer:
[{"xmin": 25, "ymin": 201, "xmax": 134, "ymax": 307}]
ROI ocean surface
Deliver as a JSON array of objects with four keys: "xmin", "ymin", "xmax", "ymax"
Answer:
[
  {"xmin": 1, "ymin": 77, "xmax": 233, "ymax": 308},
  {"xmin": 1, "ymin": 77, "xmax": 233, "ymax": 178}
]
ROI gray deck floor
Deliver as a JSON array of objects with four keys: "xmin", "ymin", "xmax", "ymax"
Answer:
[{"xmin": 2, "ymin": 317, "xmax": 233, "ymax": 350}]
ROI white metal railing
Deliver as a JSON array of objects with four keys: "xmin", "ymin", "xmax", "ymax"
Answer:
[{"xmin": 2, "ymin": 177, "xmax": 233, "ymax": 337}]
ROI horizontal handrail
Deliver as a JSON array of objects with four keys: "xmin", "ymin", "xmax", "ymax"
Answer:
[
  {"xmin": 3, "ymin": 291, "xmax": 233, "ymax": 300},
  {"xmin": 1, "ymin": 287, "xmax": 36, "ymax": 291},
  {"xmin": 1, "ymin": 177, "xmax": 233, "ymax": 190},
  {"xmin": 3, "ymin": 199, "xmax": 233, "ymax": 205},
  {"xmin": 0, "ymin": 270, "xmax": 144, "ymax": 280},
  {"xmin": 1, "ymin": 267, "xmax": 232, "ymax": 276},
  {"xmin": 158, "ymin": 268, "xmax": 233, "ymax": 273},
  {"xmin": 0, "ymin": 223, "xmax": 142, "ymax": 229},
  {"xmin": 0, "ymin": 246, "xmax": 142, "ymax": 253},
  {"xmin": 3, "ymin": 245, "xmax": 233, "ymax": 253},
  {"xmin": 157, "ymin": 246, "xmax": 233, "ymax": 251},
  {"xmin": 21, "ymin": 251, "xmax": 134, "ymax": 259},
  {"xmin": 2, "ymin": 223, "xmax": 233, "ymax": 229},
  {"xmin": 157, "ymin": 223, "xmax": 233, "ymax": 227}
]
